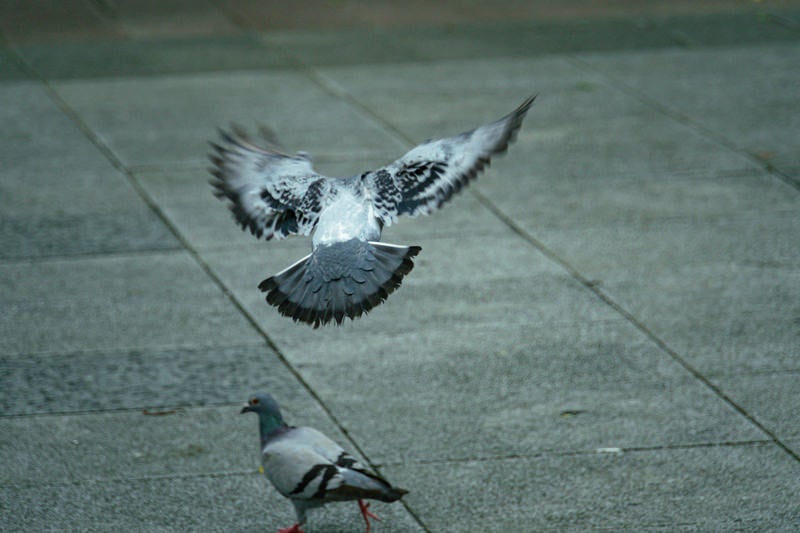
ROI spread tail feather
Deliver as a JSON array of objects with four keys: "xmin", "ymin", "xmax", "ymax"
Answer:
[
  {"xmin": 258, "ymin": 239, "xmax": 421, "ymax": 328},
  {"xmin": 331, "ymin": 483, "xmax": 408, "ymax": 503}
]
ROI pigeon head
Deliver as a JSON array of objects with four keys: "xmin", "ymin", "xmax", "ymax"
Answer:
[{"xmin": 241, "ymin": 392, "xmax": 288, "ymax": 440}]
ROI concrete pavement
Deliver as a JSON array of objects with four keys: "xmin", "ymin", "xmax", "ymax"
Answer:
[{"xmin": 2, "ymin": 1, "xmax": 799, "ymax": 531}]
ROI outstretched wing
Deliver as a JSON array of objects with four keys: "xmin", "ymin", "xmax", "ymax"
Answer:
[
  {"xmin": 209, "ymin": 126, "xmax": 333, "ymax": 240},
  {"xmin": 365, "ymin": 95, "xmax": 535, "ymax": 225}
]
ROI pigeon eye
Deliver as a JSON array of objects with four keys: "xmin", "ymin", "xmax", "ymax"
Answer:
[{"xmin": 251, "ymin": 397, "xmax": 259, "ymax": 405}]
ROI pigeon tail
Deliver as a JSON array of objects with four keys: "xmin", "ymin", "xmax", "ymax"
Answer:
[
  {"xmin": 258, "ymin": 239, "xmax": 421, "ymax": 328},
  {"xmin": 376, "ymin": 486, "xmax": 408, "ymax": 503},
  {"xmin": 326, "ymin": 472, "xmax": 408, "ymax": 505}
]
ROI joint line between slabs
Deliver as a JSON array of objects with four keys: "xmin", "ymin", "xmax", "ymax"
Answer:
[
  {"xmin": 566, "ymin": 54, "xmax": 800, "ymax": 192},
  {"xmin": 473, "ymin": 189, "xmax": 800, "ymax": 464},
  {"xmin": 386, "ymin": 438, "xmax": 774, "ymax": 467},
  {"xmin": 289, "ymin": 60, "xmax": 800, "ymax": 467},
  {"xmin": 5, "ymin": 45, "xmax": 406, "ymax": 519},
  {"xmin": 288, "ymin": 62, "xmax": 437, "ymax": 533}
]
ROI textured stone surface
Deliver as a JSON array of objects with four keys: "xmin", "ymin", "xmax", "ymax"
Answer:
[
  {"xmin": 577, "ymin": 43, "xmax": 800, "ymax": 172},
  {"xmin": 2, "ymin": 472, "xmax": 423, "ymax": 532},
  {"xmin": 0, "ymin": 82, "xmax": 180, "ymax": 259},
  {"xmin": 16, "ymin": 34, "xmax": 293, "ymax": 80},
  {"xmin": 0, "ymin": 252, "xmax": 258, "ymax": 355},
  {"xmin": 51, "ymin": 71, "xmax": 407, "ymax": 168},
  {"xmin": 0, "ymin": 49, "xmax": 28, "ymax": 81},
  {"xmin": 383, "ymin": 444, "xmax": 800, "ymax": 531},
  {"xmin": 2, "ymin": 4, "xmax": 800, "ymax": 532},
  {"xmin": 0, "ymin": 344, "xmax": 286, "ymax": 415}
]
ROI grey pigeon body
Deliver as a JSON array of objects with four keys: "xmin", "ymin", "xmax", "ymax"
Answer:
[
  {"xmin": 241, "ymin": 392, "xmax": 407, "ymax": 533},
  {"xmin": 211, "ymin": 95, "xmax": 535, "ymax": 327}
]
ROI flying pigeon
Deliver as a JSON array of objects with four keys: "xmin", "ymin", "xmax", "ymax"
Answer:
[
  {"xmin": 210, "ymin": 95, "xmax": 535, "ymax": 327},
  {"xmin": 241, "ymin": 392, "xmax": 408, "ymax": 533}
]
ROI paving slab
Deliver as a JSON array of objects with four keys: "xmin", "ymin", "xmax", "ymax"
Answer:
[
  {"xmin": 508, "ymin": 210, "xmax": 800, "ymax": 377},
  {"xmin": 96, "ymin": 0, "xmax": 237, "ymax": 38},
  {"xmin": 207, "ymin": 0, "xmax": 800, "ymax": 32},
  {"xmin": 277, "ymin": 321, "xmax": 766, "ymax": 465},
  {"xmin": 3, "ymin": 474, "xmax": 279, "ymax": 533},
  {"xmin": 383, "ymin": 443, "xmax": 800, "ymax": 531},
  {"xmin": 711, "ymin": 372, "xmax": 800, "ymax": 446},
  {"xmin": 3, "ymin": 473, "xmax": 422, "ymax": 533},
  {"xmin": 1, "ymin": 343, "xmax": 281, "ymax": 416},
  {"xmin": 15, "ymin": 34, "xmax": 293, "ymax": 80},
  {"xmin": 319, "ymin": 56, "xmax": 588, "ymax": 136},
  {"xmin": 0, "ymin": 0, "xmax": 122, "ymax": 43},
  {"xmin": 576, "ymin": 43, "xmax": 800, "ymax": 173},
  {"xmin": 51, "ymin": 71, "xmax": 407, "ymax": 169},
  {"xmin": 456, "ymin": 1, "xmax": 799, "ymax": 21},
  {"xmin": 263, "ymin": 17, "xmax": 678, "ymax": 68},
  {"xmin": 2, "ymin": 400, "xmax": 418, "ymax": 532},
  {"xmin": 317, "ymin": 56, "xmax": 757, "ymax": 182},
  {"xmin": 0, "ymin": 49, "xmax": 28, "ymax": 81},
  {"xmin": 654, "ymin": 10, "xmax": 800, "ymax": 46},
  {"xmin": 223, "ymin": 0, "xmax": 471, "ymax": 31},
  {"xmin": 594, "ymin": 260, "xmax": 800, "ymax": 334},
  {"xmin": 3, "ymin": 4, "xmax": 800, "ymax": 532},
  {"xmin": 1, "ymin": 399, "xmax": 346, "ymax": 484},
  {"xmin": 3, "ymin": 407, "xmax": 253, "ymax": 483},
  {"xmin": 0, "ymin": 81, "xmax": 121, "ymax": 175},
  {"xmin": 0, "ymin": 251, "xmax": 258, "ymax": 355},
  {"xmin": 0, "ymin": 207, "xmax": 181, "ymax": 260},
  {"xmin": 516, "ymin": 208, "xmax": 800, "ymax": 276},
  {"xmin": 0, "ymin": 81, "xmax": 180, "ymax": 259},
  {"xmin": 619, "ymin": 312, "xmax": 800, "ymax": 376},
  {"xmin": 477, "ymin": 167, "xmax": 798, "ymax": 230},
  {"xmin": 259, "ymin": 7, "xmax": 800, "ymax": 67}
]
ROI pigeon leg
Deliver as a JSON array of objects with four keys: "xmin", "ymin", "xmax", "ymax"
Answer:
[
  {"xmin": 358, "ymin": 500, "xmax": 381, "ymax": 533},
  {"xmin": 277, "ymin": 524, "xmax": 304, "ymax": 533}
]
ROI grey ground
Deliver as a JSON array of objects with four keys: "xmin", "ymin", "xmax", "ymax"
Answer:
[{"xmin": 1, "ymin": 1, "xmax": 799, "ymax": 531}]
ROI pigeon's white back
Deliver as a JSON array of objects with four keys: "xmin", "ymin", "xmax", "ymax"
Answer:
[{"xmin": 313, "ymin": 184, "xmax": 381, "ymax": 247}]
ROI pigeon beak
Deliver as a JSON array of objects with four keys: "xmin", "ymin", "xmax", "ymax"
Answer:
[{"xmin": 240, "ymin": 404, "xmax": 252, "ymax": 414}]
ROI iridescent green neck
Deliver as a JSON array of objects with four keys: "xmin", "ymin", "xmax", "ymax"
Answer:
[{"xmin": 259, "ymin": 412, "xmax": 287, "ymax": 443}]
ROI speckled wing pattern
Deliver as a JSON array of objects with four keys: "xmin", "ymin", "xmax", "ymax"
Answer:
[
  {"xmin": 209, "ymin": 126, "xmax": 334, "ymax": 240},
  {"xmin": 366, "ymin": 95, "xmax": 536, "ymax": 225}
]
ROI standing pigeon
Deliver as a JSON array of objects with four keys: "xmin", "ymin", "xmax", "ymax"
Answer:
[
  {"xmin": 241, "ymin": 392, "xmax": 407, "ymax": 533},
  {"xmin": 211, "ymin": 95, "xmax": 535, "ymax": 327}
]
